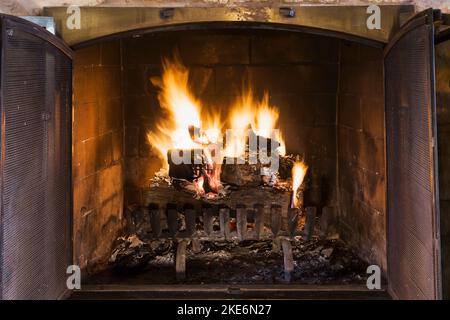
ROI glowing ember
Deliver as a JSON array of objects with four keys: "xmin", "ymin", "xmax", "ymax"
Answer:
[
  {"xmin": 291, "ymin": 161, "xmax": 308, "ymax": 208},
  {"xmin": 194, "ymin": 176, "xmax": 205, "ymax": 196}
]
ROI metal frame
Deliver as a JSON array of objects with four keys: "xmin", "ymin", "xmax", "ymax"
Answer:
[
  {"xmin": 43, "ymin": 5, "xmax": 415, "ymax": 47},
  {"xmin": 70, "ymin": 284, "xmax": 390, "ymax": 300},
  {"xmin": 0, "ymin": 14, "xmax": 72, "ymax": 59},
  {"xmin": 71, "ymin": 21, "xmax": 385, "ymax": 50},
  {"xmin": 0, "ymin": 15, "xmax": 5, "ymax": 301}
]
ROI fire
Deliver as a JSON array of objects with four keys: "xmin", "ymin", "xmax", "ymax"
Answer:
[
  {"xmin": 224, "ymin": 90, "xmax": 286, "ymax": 158},
  {"xmin": 147, "ymin": 57, "xmax": 286, "ymax": 166},
  {"xmin": 291, "ymin": 161, "xmax": 308, "ymax": 208},
  {"xmin": 147, "ymin": 57, "xmax": 220, "ymax": 165},
  {"xmin": 254, "ymin": 97, "xmax": 286, "ymax": 156},
  {"xmin": 146, "ymin": 56, "xmax": 293, "ymax": 198},
  {"xmin": 149, "ymin": 57, "xmax": 200, "ymax": 153}
]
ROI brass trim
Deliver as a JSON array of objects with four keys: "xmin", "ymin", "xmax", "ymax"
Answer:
[{"xmin": 44, "ymin": 5, "xmax": 415, "ymax": 46}]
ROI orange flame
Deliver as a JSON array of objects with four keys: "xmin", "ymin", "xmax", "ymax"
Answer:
[
  {"xmin": 147, "ymin": 57, "xmax": 287, "ymax": 185},
  {"xmin": 147, "ymin": 57, "xmax": 220, "ymax": 166},
  {"xmin": 292, "ymin": 161, "xmax": 308, "ymax": 208},
  {"xmin": 224, "ymin": 91, "xmax": 286, "ymax": 158}
]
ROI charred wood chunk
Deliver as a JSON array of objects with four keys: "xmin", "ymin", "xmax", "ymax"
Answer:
[
  {"xmin": 279, "ymin": 155, "xmax": 295, "ymax": 180},
  {"xmin": 221, "ymin": 162, "xmax": 261, "ymax": 187},
  {"xmin": 109, "ymin": 235, "xmax": 152, "ymax": 273},
  {"xmin": 270, "ymin": 204, "xmax": 282, "ymax": 236},
  {"xmin": 272, "ymin": 237, "xmax": 281, "ymax": 252},
  {"xmin": 149, "ymin": 203, "xmax": 161, "ymax": 239},
  {"xmin": 254, "ymin": 204, "xmax": 264, "ymax": 240},
  {"xmin": 288, "ymin": 207, "xmax": 300, "ymax": 236},
  {"xmin": 131, "ymin": 206, "xmax": 151, "ymax": 239},
  {"xmin": 219, "ymin": 207, "xmax": 231, "ymax": 239},
  {"xmin": 167, "ymin": 149, "xmax": 202, "ymax": 181},
  {"xmin": 191, "ymin": 238, "xmax": 202, "ymax": 253},
  {"xmin": 236, "ymin": 204, "xmax": 247, "ymax": 240}
]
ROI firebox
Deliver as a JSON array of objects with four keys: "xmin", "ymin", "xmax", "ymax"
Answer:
[{"xmin": 0, "ymin": 5, "xmax": 449, "ymax": 300}]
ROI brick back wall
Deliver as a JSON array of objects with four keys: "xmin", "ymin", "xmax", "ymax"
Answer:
[
  {"xmin": 122, "ymin": 29, "xmax": 339, "ymax": 207},
  {"xmin": 436, "ymin": 40, "xmax": 450, "ymax": 299},
  {"xmin": 72, "ymin": 41, "xmax": 125, "ymax": 273},
  {"xmin": 337, "ymin": 41, "xmax": 387, "ymax": 272}
]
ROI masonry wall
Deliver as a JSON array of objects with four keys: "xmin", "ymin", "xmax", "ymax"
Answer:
[
  {"xmin": 72, "ymin": 40, "xmax": 125, "ymax": 273},
  {"xmin": 436, "ymin": 39, "xmax": 450, "ymax": 299},
  {"xmin": 121, "ymin": 29, "xmax": 339, "ymax": 208},
  {"xmin": 337, "ymin": 41, "xmax": 387, "ymax": 272}
]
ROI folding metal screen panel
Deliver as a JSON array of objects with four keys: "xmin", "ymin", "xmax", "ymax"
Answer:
[
  {"xmin": 385, "ymin": 10, "xmax": 441, "ymax": 299},
  {"xmin": 0, "ymin": 15, "xmax": 72, "ymax": 299}
]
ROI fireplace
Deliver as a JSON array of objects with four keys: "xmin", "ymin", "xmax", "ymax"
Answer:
[{"xmin": 0, "ymin": 5, "xmax": 449, "ymax": 300}]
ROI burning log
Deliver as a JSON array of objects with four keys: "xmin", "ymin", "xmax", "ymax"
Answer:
[
  {"xmin": 167, "ymin": 149, "xmax": 202, "ymax": 181},
  {"xmin": 291, "ymin": 159, "xmax": 308, "ymax": 209},
  {"xmin": 279, "ymin": 155, "xmax": 296, "ymax": 180},
  {"xmin": 220, "ymin": 161, "xmax": 260, "ymax": 187}
]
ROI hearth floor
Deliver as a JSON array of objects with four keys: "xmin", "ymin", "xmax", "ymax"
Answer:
[{"xmin": 84, "ymin": 237, "xmax": 370, "ymax": 286}]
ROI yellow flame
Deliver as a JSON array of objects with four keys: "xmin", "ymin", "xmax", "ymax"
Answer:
[
  {"xmin": 147, "ymin": 57, "xmax": 202, "ymax": 164},
  {"xmin": 253, "ymin": 93, "xmax": 286, "ymax": 156},
  {"xmin": 147, "ymin": 57, "xmax": 288, "ymax": 166},
  {"xmin": 292, "ymin": 161, "xmax": 308, "ymax": 208},
  {"xmin": 224, "ymin": 91, "xmax": 286, "ymax": 158},
  {"xmin": 224, "ymin": 92, "xmax": 253, "ymax": 158}
]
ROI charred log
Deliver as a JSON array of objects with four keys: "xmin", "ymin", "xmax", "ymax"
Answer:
[
  {"xmin": 221, "ymin": 161, "xmax": 261, "ymax": 187},
  {"xmin": 167, "ymin": 149, "xmax": 202, "ymax": 181}
]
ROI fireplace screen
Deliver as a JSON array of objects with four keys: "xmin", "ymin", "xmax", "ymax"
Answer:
[
  {"xmin": 0, "ymin": 15, "xmax": 72, "ymax": 299},
  {"xmin": 385, "ymin": 11, "xmax": 441, "ymax": 299}
]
